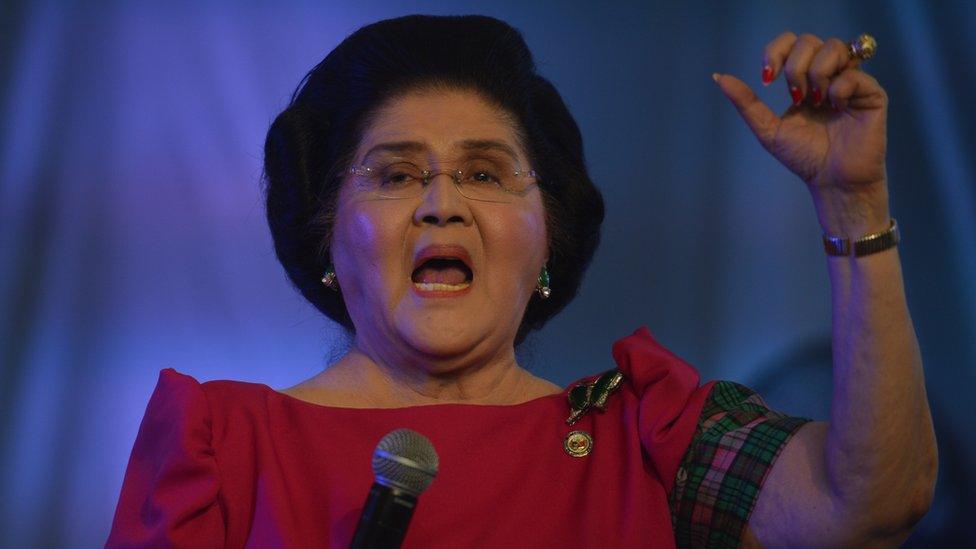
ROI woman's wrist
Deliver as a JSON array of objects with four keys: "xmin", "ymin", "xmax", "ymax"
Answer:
[{"xmin": 809, "ymin": 180, "xmax": 891, "ymax": 239}]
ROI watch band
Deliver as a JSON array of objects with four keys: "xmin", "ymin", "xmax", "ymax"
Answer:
[{"xmin": 822, "ymin": 219, "xmax": 900, "ymax": 257}]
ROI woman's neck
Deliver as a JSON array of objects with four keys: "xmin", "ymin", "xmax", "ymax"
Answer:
[{"xmin": 281, "ymin": 344, "xmax": 561, "ymax": 409}]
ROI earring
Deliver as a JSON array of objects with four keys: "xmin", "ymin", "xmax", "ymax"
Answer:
[
  {"xmin": 321, "ymin": 264, "xmax": 339, "ymax": 292},
  {"xmin": 536, "ymin": 265, "xmax": 551, "ymax": 299}
]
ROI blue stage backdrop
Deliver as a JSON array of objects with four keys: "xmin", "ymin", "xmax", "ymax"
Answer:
[{"xmin": 1, "ymin": 1, "xmax": 972, "ymax": 545}]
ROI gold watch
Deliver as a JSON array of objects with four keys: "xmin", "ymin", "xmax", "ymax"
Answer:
[{"xmin": 822, "ymin": 219, "xmax": 900, "ymax": 257}]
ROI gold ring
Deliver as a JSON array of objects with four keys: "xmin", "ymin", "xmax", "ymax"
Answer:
[{"xmin": 848, "ymin": 34, "xmax": 877, "ymax": 61}]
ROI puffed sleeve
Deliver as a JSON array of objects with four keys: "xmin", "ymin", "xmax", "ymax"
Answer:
[
  {"xmin": 106, "ymin": 368, "xmax": 225, "ymax": 548},
  {"xmin": 669, "ymin": 381, "xmax": 811, "ymax": 548},
  {"xmin": 612, "ymin": 326, "xmax": 717, "ymax": 498}
]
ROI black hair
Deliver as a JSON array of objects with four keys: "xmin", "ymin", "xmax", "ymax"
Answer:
[{"xmin": 263, "ymin": 14, "xmax": 604, "ymax": 345}]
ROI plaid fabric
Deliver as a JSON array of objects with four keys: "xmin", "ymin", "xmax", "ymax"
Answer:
[{"xmin": 669, "ymin": 381, "xmax": 812, "ymax": 548}]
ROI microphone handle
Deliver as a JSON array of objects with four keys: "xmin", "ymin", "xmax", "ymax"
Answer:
[{"xmin": 349, "ymin": 483, "xmax": 418, "ymax": 549}]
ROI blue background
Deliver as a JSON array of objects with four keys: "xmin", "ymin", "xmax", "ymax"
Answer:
[{"xmin": 1, "ymin": 1, "xmax": 972, "ymax": 545}]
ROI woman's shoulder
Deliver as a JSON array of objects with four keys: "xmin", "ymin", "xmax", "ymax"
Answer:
[
  {"xmin": 576, "ymin": 327, "xmax": 715, "ymax": 497},
  {"xmin": 146, "ymin": 368, "xmax": 287, "ymax": 436},
  {"xmin": 563, "ymin": 326, "xmax": 707, "ymax": 400},
  {"xmin": 154, "ymin": 367, "xmax": 275, "ymax": 404},
  {"xmin": 609, "ymin": 326, "xmax": 706, "ymax": 396},
  {"xmin": 603, "ymin": 327, "xmax": 716, "ymax": 430}
]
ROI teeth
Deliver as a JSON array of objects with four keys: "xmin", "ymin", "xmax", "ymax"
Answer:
[{"xmin": 413, "ymin": 282, "xmax": 471, "ymax": 292}]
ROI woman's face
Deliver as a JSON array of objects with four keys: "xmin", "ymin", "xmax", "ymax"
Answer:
[{"xmin": 330, "ymin": 88, "xmax": 548, "ymax": 371}]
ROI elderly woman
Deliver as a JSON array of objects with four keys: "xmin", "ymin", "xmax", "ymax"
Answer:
[{"xmin": 107, "ymin": 14, "xmax": 936, "ymax": 548}]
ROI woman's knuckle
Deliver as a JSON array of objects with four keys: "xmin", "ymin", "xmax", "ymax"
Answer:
[
  {"xmin": 810, "ymin": 61, "xmax": 833, "ymax": 78},
  {"xmin": 799, "ymin": 32, "xmax": 822, "ymax": 45},
  {"xmin": 825, "ymin": 37, "xmax": 846, "ymax": 50},
  {"xmin": 784, "ymin": 57, "xmax": 802, "ymax": 75}
]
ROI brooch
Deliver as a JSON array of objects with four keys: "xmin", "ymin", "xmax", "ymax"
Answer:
[
  {"xmin": 565, "ymin": 369, "xmax": 625, "ymax": 426},
  {"xmin": 563, "ymin": 430, "xmax": 593, "ymax": 458}
]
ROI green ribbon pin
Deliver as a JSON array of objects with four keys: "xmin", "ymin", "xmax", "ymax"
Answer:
[{"xmin": 566, "ymin": 369, "xmax": 625, "ymax": 426}]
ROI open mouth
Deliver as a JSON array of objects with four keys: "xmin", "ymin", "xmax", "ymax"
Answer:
[{"xmin": 411, "ymin": 257, "xmax": 473, "ymax": 293}]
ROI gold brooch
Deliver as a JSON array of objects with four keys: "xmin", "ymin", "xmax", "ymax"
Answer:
[
  {"xmin": 565, "ymin": 369, "xmax": 625, "ymax": 426},
  {"xmin": 564, "ymin": 430, "xmax": 593, "ymax": 458}
]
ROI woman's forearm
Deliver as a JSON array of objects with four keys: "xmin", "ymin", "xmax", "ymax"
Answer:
[{"xmin": 823, "ymin": 234, "xmax": 938, "ymax": 535}]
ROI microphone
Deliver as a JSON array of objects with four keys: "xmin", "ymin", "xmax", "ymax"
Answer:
[{"xmin": 350, "ymin": 429, "xmax": 439, "ymax": 549}]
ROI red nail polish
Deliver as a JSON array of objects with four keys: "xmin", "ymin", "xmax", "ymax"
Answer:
[
  {"xmin": 790, "ymin": 86, "xmax": 803, "ymax": 106},
  {"xmin": 762, "ymin": 65, "xmax": 773, "ymax": 84},
  {"xmin": 811, "ymin": 88, "xmax": 822, "ymax": 105}
]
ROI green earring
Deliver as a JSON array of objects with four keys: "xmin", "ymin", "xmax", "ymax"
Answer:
[
  {"xmin": 321, "ymin": 264, "xmax": 339, "ymax": 292},
  {"xmin": 536, "ymin": 266, "xmax": 551, "ymax": 299}
]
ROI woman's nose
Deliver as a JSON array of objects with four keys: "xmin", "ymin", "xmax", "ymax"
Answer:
[{"xmin": 413, "ymin": 173, "xmax": 473, "ymax": 227}]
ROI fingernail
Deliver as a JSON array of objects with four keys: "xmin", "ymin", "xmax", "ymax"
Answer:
[
  {"xmin": 790, "ymin": 86, "xmax": 803, "ymax": 106},
  {"xmin": 712, "ymin": 72, "xmax": 721, "ymax": 83},
  {"xmin": 762, "ymin": 65, "xmax": 773, "ymax": 85},
  {"xmin": 811, "ymin": 88, "xmax": 822, "ymax": 105}
]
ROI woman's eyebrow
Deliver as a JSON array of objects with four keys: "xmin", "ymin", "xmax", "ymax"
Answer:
[
  {"xmin": 458, "ymin": 139, "xmax": 519, "ymax": 161},
  {"xmin": 361, "ymin": 141, "xmax": 427, "ymax": 163},
  {"xmin": 361, "ymin": 139, "xmax": 520, "ymax": 163}
]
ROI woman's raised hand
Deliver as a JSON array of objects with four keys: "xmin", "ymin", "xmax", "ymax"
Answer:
[{"xmin": 713, "ymin": 32, "xmax": 891, "ymax": 237}]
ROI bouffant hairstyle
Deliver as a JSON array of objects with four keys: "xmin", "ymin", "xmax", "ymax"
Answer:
[{"xmin": 263, "ymin": 14, "xmax": 604, "ymax": 345}]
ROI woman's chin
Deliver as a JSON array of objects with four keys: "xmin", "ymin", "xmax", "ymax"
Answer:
[{"xmin": 397, "ymin": 317, "xmax": 489, "ymax": 359}]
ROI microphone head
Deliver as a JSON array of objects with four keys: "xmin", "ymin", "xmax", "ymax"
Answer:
[{"xmin": 372, "ymin": 429, "xmax": 439, "ymax": 496}]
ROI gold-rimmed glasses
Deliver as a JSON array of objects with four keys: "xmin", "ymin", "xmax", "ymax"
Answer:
[{"xmin": 347, "ymin": 157, "xmax": 538, "ymax": 203}]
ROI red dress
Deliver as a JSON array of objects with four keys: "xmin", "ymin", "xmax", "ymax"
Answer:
[{"xmin": 107, "ymin": 328, "xmax": 752, "ymax": 547}]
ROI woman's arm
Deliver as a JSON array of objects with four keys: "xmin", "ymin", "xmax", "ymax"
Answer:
[
  {"xmin": 746, "ymin": 234, "xmax": 937, "ymax": 547},
  {"xmin": 713, "ymin": 32, "xmax": 938, "ymax": 546}
]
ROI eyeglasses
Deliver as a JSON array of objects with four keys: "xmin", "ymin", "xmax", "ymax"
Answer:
[{"xmin": 347, "ymin": 158, "xmax": 538, "ymax": 203}]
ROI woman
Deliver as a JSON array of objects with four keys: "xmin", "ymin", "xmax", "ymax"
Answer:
[{"xmin": 107, "ymin": 15, "xmax": 937, "ymax": 547}]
